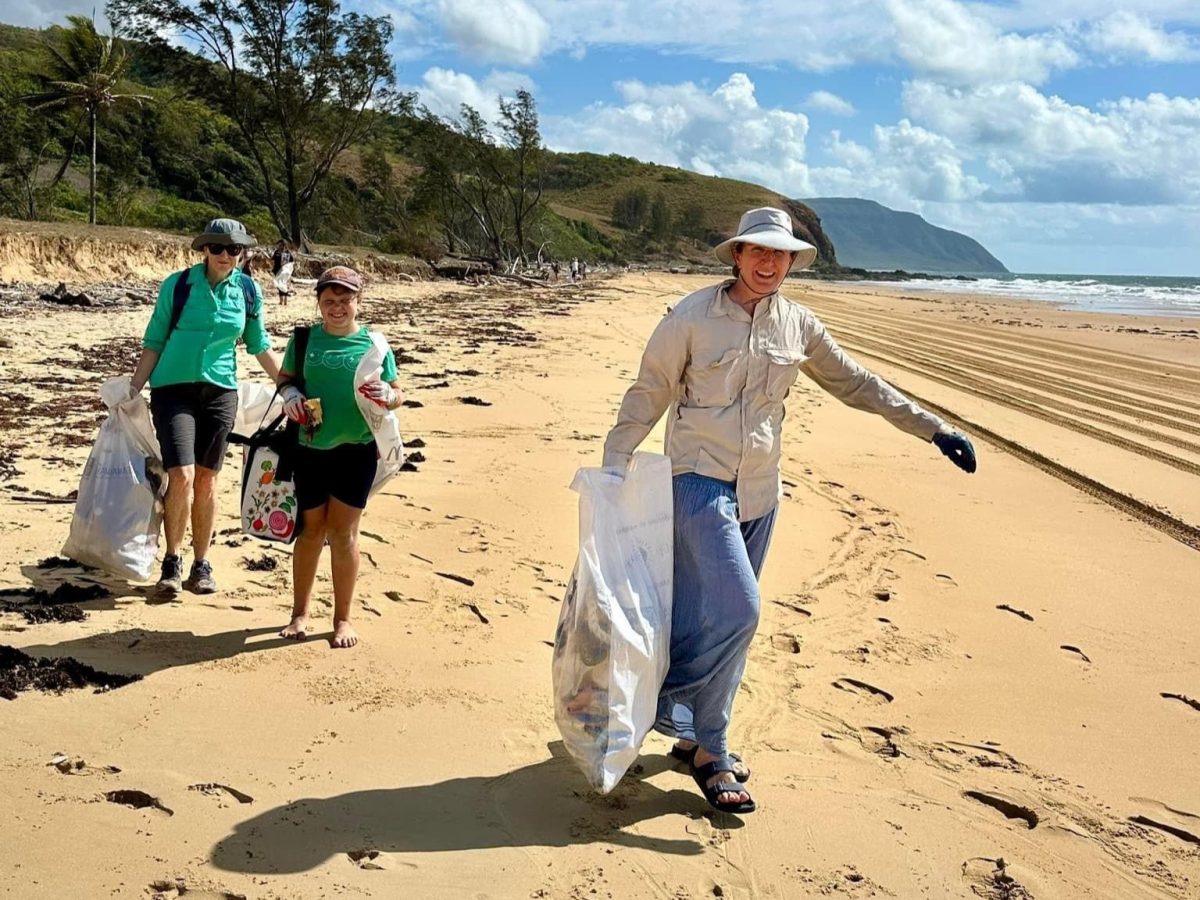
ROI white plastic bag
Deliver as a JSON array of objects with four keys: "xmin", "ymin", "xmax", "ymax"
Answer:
[
  {"xmin": 232, "ymin": 381, "xmax": 282, "ymax": 437},
  {"xmin": 353, "ymin": 331, "xmax": 404, "ymax": 497},
  {"xmin": 273, "ymin": 261, "xmax": 294, "ymax": 295},
  {"xmin": 62, "ymin": 377, "xmax": 165, "ymax": 581},
  {"xmin": 553, "ymin": 451, "xmax": 674, "ymax": 793}
]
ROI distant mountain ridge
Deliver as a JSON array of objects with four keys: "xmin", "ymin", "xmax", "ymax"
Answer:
[{"xmin": 799, "ymin": 197, "xmax": 1009, "ymax": 274}]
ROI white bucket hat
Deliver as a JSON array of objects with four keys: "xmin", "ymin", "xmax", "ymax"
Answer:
[{"xmin": 713, "ymin": 207, "xmax": 818, "ymax": 271}]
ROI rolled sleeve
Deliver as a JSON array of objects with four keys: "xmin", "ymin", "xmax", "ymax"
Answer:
[
  {"xmin": 800, "ymin": 316, "xmax": 944, "ymax": 440},
  {"xmin": 602, "ymin": 313, "xmax": 688, "ymax": 469},
  {"xmin": 241, "ymin": 282, "xmax": 271, "ymax": 355},
  {"xmin": 142, "ymin": 274, "xmax": 178, "ymax": 352}
]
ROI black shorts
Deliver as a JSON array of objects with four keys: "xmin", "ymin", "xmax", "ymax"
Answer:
[
  {"xmin": 150, "ymin": 383, "xmax": 238, "ymax": 471},
  {"xmin": 294, "ymin": 441, "xmax": 378, "ymax": 511}
]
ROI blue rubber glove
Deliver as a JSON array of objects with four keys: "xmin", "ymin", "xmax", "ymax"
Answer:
[{"xmin": 933, "ymin": 431, "xmax": 977, "ymax": 474}]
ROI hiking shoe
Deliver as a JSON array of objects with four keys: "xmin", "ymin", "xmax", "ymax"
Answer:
[
  {"xmin": 183, "ymin": 559, "xmax": 217, "ymax": 594},
  {"xmin": 156, "ymin": 554, "xmax": 183, "ymax": 596}
]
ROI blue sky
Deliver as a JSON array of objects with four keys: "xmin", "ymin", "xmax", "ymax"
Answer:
[{"xmin": 14, "ymin": 0, "xmax": 1200, "ymax": 275}]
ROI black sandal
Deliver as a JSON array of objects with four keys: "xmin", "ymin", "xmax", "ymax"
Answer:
[
  {"xmin": 690, "ymin": 757, "xmax": 756, "ymax": 814},
  {"xmin": 670, "ymin": 744, "xmax": 751, "ymax": 782}
]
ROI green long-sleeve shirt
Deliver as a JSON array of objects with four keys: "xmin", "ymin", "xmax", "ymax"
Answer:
[{"xmin": 143, "ymin": 264, "xmax": 271, "ymax": 390}]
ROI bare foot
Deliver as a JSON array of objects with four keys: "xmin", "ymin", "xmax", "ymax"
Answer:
[
  {"xmin": 331, "ymin": 620, "xmax": 358, "ymax": 649},
  {"xmin": 280, "ymin": 615, "xmax": 308, "ymax": 640}
]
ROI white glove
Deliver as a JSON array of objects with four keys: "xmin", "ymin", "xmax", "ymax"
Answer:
[
  {"xmin": 280, "ymin": 385, "xmax": 308, "ymax": 423},
  {"xmin": 358, "ymin": 380, "xmax": 397, "ymax": 409}
]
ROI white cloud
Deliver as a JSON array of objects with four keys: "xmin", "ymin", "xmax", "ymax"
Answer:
[
  {"xmin": 884, "ymin": 0, "xmax": 1078, "ymax": 85},
  {"xmin": 804, "ymin": 91, "xmax": 856, "ymax": 117},
  {"xmin": 1081, "ymin": 12, "xmax": 1200, "ymax": 63},
  {"xmin": 902, "ymin": 80, "xmax": 1200, "ymax": 204},
  {"xmin": 543, "ymin": 73, "xmax": 814, "ymax": 197},
  {"xmin": 410, "ymin": 67, "xmax": 535, "ymax": 122},
  {"xmin": 438, "ymin": 0, "xmax": 550, "ymax": 65},
  {"xmin": 813, "ymin": 121, "xmax": 984, "ymax": 204}
]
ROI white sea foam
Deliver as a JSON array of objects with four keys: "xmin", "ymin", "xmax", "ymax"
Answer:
[{"xmin": 840, "ymin": 274, "xmax": 1200, "ymax": 318}]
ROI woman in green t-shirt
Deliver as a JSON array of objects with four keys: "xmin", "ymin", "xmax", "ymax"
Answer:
[
  {"xmin": 130, "ymin": 218, "xmax": 280, "ymax": 598},
  {"xmin": 277, "ymin": 266, "xmax": 402, "ymax": 649}
]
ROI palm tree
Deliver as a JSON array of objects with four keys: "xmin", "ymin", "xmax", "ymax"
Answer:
[{"xmin": 27, "ymin": 15, "xmax": 150, "ymax": 225}]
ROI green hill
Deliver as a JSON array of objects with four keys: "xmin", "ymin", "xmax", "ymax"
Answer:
[
  {"xmin": 0, "ymin": 18, "xmax": 838, "ymax": 268},
  {"xmin": 801, "ymin": 197, "xmax": 1008, "ymax": 274}
]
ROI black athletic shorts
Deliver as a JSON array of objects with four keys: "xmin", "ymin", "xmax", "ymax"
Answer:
[
  {"xmin": 149, "ymin": 382, "xmax": 239, "ymax": 471},
  {"xmin": 294, "ymin": 441, "xmax": 378, "ymax": 511}
]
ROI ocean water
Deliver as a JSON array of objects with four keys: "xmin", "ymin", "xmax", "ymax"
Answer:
[{"xmin": 841, "ymin": 273, "xmax": 1200, "ymax": 318}]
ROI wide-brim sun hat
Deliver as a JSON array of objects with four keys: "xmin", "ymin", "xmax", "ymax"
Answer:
[
  {"xmin": 191, "ymin": 217, "xmax": 256, "ymax": 251},
  {"xmin": 714, "ymin": 207, "xmax": 818, "ymax": 271}
]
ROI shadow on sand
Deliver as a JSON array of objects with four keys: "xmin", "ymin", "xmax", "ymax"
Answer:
[
  {"xmin": 18, "ymin": 625, "xmax": 296, "ymax": 677},
  {"xmin": 211, "ymin": 747, "xmax": 730, "ymax": 872}
]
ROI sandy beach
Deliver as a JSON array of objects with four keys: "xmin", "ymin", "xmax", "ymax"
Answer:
[{"xmin": 1, "ymin": 271, "xmax": 1197, "ymax": 899}]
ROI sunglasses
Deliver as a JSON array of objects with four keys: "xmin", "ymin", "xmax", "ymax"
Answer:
[{"xmin": 205, "ymin": 244, "xmax": 243, "ymax": 257}]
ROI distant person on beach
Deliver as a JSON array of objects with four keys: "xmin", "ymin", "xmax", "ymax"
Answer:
[
  {"xmin": 131, "ymin": 218, "xmax": 280, "ymax": 597},
  {"xmin": 570, "ymin": 258, "xmax": 579, "ymax": 283},
  {"xmin": 276, "ymin": 266, "xmax": 402, "ymax": 649},
  {"xmin": 551, "ymin": 260, "xmax": 560, "ymax": 282},
  {"xmin": 271, "ymin": 240, "xmax": 295, "ymax": 307},
  {"xmin": 579, "ymin": 260, "xmax": 587, "ymax": 281},
  {"xmin": 601, "ymin": 206, "xmax": 977, "ymax": 814}
]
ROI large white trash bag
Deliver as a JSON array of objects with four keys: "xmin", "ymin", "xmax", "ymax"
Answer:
[
  {"xmin": 354, "ymin": 331, "xmax": 404, "ymax": 497},
  {"xmin": 62, "ymin": 377, "xmax": 166, "ymax": 581},
  {"xmin": 553, "ymin": 451, "xmax": 674, "ymax": 793},
  {"xmin": 232, "ymin": 381, "xmax": 283, "ymax": 437}
]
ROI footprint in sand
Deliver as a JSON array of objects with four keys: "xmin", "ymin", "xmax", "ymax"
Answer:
[
  {"xmin": 1160, "ymin": 692, "xmax": 1200, "ymax": 713},
  {"xmin": 771, "ymin": 633, "xmax": 802, "ymax": 654},
  {"xmin": 188, "ymin": 783, "xmax": 254, "ymax": 804},
  {"xmin": 1059, "ymin": 645, "xmax": 1090, "ymax": 663},
  {"xmin": 935, "ymin": 573, "xmax": 957, "ymax": 586},
  {"xmin": 963, "ymin": 790, "xmax": 1039, "ymax": 830},
  {"xmin": 832, "ymin": 677, "xmax": 894, "ymax": 704},
  {"xmin": 1128, "ymin": 799, "xmax": 1200, "ymax": 846},
  {"xmin": 996, "ymin": 604, "xmax": 1034, "ymax": 622}
]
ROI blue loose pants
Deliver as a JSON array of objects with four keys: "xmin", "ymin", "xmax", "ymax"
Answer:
[{"xmin": 654, "ymin": 473, "xmax": 777, "ymax": 756}]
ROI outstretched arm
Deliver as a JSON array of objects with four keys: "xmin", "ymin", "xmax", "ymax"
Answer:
[
  {"xmin": 801, "ymin": 317, "xmax": 976, "ymax": 472},
  {"xmin": 601, "ymin": 314, "xmax": 688, "ymax": 470}
]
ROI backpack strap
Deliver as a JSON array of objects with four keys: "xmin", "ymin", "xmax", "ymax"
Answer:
[
  {"xmin": 239, "ymin": 270, "xmax": 259, "ymax": 321},
  {"xmin": 167, "ymin": 268, "xmax": 191, "ymax": 335},
  {"xmin": 291, "ymin": 325, "xmax": 311, "ymax": 391}
]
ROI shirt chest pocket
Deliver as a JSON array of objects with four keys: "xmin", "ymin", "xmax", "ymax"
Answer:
[
  {"xmin": 763, "ymin": 347, "xmax": 807, "ymax": 401},
  {"xmin": 687, "ymin": 348, "xmax": 745, "ymax": 408}
]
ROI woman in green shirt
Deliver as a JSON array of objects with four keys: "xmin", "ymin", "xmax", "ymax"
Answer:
[
  {"xmin": 277, "ymin": 266, "xmax": 402, "ymax": 649},
  {"xmin": 130, "ymin": 218, "xmax": 280, "ymax": 597}
]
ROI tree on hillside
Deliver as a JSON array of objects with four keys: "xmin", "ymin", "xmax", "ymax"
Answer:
[
  {"xmin": 414, "ymin": 91, "xmax": 547, "ymax": 265},
  {"xmin": 647, "ymin": 191, "xmax": 672, "ymax": 241},
  {"xmin": 26, "ymin": 15, "xmax": 150, "ymax": 224},
  {"xmin": 496, "ymin": 90, "xmax": 544, "ymax": 261},
  {"xmin": 108, "ymin": 0, "xmax": 407, "ymax": 247},
  {"xmin": 612, "ymin": 187, "xmax": 649, "ymax": 230}
]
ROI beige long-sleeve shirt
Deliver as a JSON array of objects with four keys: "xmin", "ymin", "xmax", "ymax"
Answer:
[{"xmin": 602, "ymin": 281, "xmax": 946, "ymax": 522}]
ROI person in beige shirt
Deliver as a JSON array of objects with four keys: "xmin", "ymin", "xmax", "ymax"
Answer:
[{"xmin": 602, "ymin": 207, "xmax": 976, "ymax": 814}]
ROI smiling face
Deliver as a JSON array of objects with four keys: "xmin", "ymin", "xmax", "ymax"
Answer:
[
  {"xmin": 318, "ymin": 285, "xmax": 360, "ymax": 332},
  {"xmin": 730, "ymin": 242, "xmax": 798, "ymax": 299},
  {"xmin": 202, "ymin": 243, "xmax": 243, "ymax": 279}
]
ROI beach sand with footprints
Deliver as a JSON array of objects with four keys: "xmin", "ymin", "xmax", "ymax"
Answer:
[{"xmin": 0, "ymin": 271, "xmax": 1197, "ymax": 899}]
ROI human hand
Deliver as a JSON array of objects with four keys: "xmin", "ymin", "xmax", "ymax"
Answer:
[
  {"xmin": 933, "ymin": 430, "xmax": 977, "ymax": 474},
  {"xmin": 358, "ymin": 380, "xmax": 397, "ymax": 409},
  {"xmin": 280, "ymin": 385, "xmax": 308, "ymax": 423}
]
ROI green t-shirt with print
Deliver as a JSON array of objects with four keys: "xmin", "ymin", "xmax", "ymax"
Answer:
[{"xmin": 282, "ymin": 325, "xmax": 398, "ymax": 450}]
